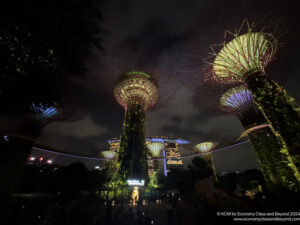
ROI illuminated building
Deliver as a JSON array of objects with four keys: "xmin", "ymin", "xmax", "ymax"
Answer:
[
  {"xmin": 194, "ymin": 142, "xmax": 218, "ymax": 180},
  {"xmin": 108, "ymin": 136, "xmax": 189, "ymax": 179},
  {"xmin": 114, "ymin": 71, "xmax": 158, "ymax": 181},
  {"xmin": 210, "ymin": 23, "xmax": 300, "ymax": 192}
]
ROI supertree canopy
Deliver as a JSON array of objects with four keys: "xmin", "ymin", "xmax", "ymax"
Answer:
[
  {"xmin": 147, "ymin": 143, "xmax": 164, "ymax": 157},
  {"xmin": 114, "ymin": 71, "xmax": 159, "ymax": 183},
  {"xmin": 30, "ymin": 103, "xmax": 58, "ymax": 120},
  {"xmin": 210, "ymin": 21, "xmax": 300, "ymax": 192},
  {"xmin": 195, "ymin": 142, "xmax": 218, "ymax": 181},
  {"xmin": 195, "ymin": 142, "xmax": 216, "ymax": 153},
  {"xmin": 114, "ymin": 70, "xmax": 158, "ymax": 111},
  {"xmin": 219, "ymin": 85, "xmax": 264, "ymax": 128},
  {"xmin": 213, "ymin": 32, "xmax": 277, "ymax": 83},
  {"xmin": 220, "ymin": 85, "xmax": 253, "ymax": 113},
  {"xmin": 102, "ymin": 151, "xmax": 117, "ymax": 160}
]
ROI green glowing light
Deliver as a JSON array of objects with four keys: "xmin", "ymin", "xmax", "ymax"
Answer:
[
  {"xmin": 195, "ymin": 142, "xmax": 216, "ymax": 153},
  {"xmin": 147, "ymin": 143, "xmax": 164, "ymax": 157},
  {"xmin": 125, "ymin": 70, "xmax": 151, "ymax": 79},
  {"xmin": 114, "ymin": 71, "xmax": 158, "ymax": 110},
  {"xmin": 102, "ymin": 151, "xmax": 117, "ymax": 159},
  {"xmin": 213, "ymin": 32, "xmax": 277, "ymax": 82}
]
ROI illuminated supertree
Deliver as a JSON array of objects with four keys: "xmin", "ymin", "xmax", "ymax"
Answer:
[
  {"xmin": 147, "ymin": 143, "xmax": 164, "ymax": 188},
  {"xmin": 147, "ymin": 143, "xmax": 164, "ymax": 157},
  {"xmin": 30, "ymin": 103, "xmax": 58, "ymax": 121},
  {"xmin": 194, "ymin": 82, "xmax": 300, "ymax": 193},
  {"xmin": 194, "ymin": 142, "xmax": 218, "ymax": 181},
  {"xmin": 102, "ymin": 151, "xmax": 117, "ymax": 160},
  {"xmin": 222, "ymin": 86, "xmax": 300, "ymax": 192},
  {"xmin": 114, "ymin": 70, "xmax": 159, "ymax": 183},
  {"xmin": 209, "ymin": 21, "xmax": 300, "ymax": 173},
  {"xmin": 203, "ymin": 21, "xmax": 300, "ymax": 192}
]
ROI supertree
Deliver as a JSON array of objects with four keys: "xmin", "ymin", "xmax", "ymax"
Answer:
[
  {"xmin": 222, "ymin": 86, "xmax": 300, "ymax": 192},
  {"xmin": 114, "ymin": 70, "xmax": 159, "ymax": 183},
  {"xmin": 147, "ymin": 142, "xmax": 164, "ymax": 188},
  {"xmin": 194, "ymin": 142, "xmax": 218, "ymax": 181},
  {"xmin": 147, "ymin": 142, "xmax": 164, "ymax": 158},
  {"xmin": 101, "ymin": 150, "xmax": 119, "ymax": 199},
  {"xmin": 195, "ymin": 82, "xmax": 300, "ymax": 193},
  {"xmin": 30, "ymin": 103, "xmax": 58, "ymax": 121},
  {"xmin": 208, "ymin": 21, "xmax": 300, "ymax": 174},
  {"xmin": 102, "ymin": 151, "xmax": 117, "ymax": 160}
]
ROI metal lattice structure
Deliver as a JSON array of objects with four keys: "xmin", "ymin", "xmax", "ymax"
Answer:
[
  {"xmin": 212, "ymin": 32, "xmax": 277, "ymax": 83},
  {"xmin": 147, "ymin": 143, "xmax": 164, "ymax": 157},
  {"xmin": 220, "ymin": 85, "xmax": 253, "ymax": 113},
  {"xmin": 114, "ymin": 71, "xmax": 159, "ymax": 110}
]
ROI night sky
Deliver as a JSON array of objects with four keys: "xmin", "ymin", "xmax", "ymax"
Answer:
[{"xmin": 23, "ymin": 0, "xmax": 300, "ymax": 171}]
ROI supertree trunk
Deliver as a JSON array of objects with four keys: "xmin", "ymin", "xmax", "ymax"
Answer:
[
  {"xmin": 117, "ymin": 104, "xmax": 148, "ymax": 181},
  {"xmin": 245, "ymin": 72, "xmax": 300, "ymax": 169},
  {"xmin": 202, "ymin": 153, "xmax": 218, "ymax": 182},
  {"xmin": 240, "ymin": 108, "xmax": 300, "ymax": 193},
  {"xmin": 248, "ymin": 129, "xmax": 300, "ymax": 193}
]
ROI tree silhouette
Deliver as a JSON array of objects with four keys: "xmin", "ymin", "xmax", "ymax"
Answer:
[{"xmin": 0, "ymin": 0, "xmax": 105, "ymax": 199}]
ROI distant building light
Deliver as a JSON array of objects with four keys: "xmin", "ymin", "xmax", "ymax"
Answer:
[
  {"xmin": 47, "ymin": 159, "xmax": 53, "ymax": 164},
  {"xmin": 127, "ymin": 179, "xmax": 145, "ymax": 186},
  {"xmin": 3, "ymin": 135, "xmax": 9, "ymax": 142},
  {"xmin": 94, "ymin": 166, "xmax": 100, "ymax": 170},
  {"xmin": 29, "ymin": 157, "xmax": 36, "ymax": 161},
  {"xmin": 39, "ymin": 157, "xmax": 44, "ymax": 161}
]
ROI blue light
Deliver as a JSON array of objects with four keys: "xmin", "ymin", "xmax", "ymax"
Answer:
[
  {"xmin": 176, "ymin": 139, "xmax": 190, "ymax": 144},
  {"xmin": 225, "ymin": 89, "xmax": 253, "ymax": 110},
  {"xmin": 31, "ymin": 103, "xmax": 58, "ymax": 119},
  {"xmin": 148, "ymin": 138, "xmax": 164, "ymax": 143},
  {"xmin": 162, "ymin": 148, "xmax": 167, "ymax": 176},
  {"xmin": 108, "ymin": 137, "xmax": 189, "ymax": 144}
]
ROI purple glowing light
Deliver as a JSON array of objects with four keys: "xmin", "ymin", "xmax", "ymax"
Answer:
[{"xmin": 225, "ymin": 89, "xmax": 252, "ymax": 110}]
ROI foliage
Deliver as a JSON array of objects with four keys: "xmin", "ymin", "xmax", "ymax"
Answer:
[
  {"xmin": 165, "ymin": 157, "xmax": 213, "ymax": 194},
  {"xmin": 117, "ymin": 104, "xmax": 148, "ymax": 181},
  {"xmin": 148, "ymin": 171, "xmax": 160, "ymax": 189},
  {"xmin": 246, "ymin": 72, "xmax": 300, "ymax": 170},
  {"xmin": 15, "ymin": 162, "xmax": 109, "ymax": 197},
  {"xmin": 0, "ymin": 0, "xmax": 104, "ymax": 116},
  {"xmin": 249, "ymin": 127, "xmax": 300, "ymax": 193},
  {"xmin": 0, "ymin": 0, "xmax": 105, "ymax": 200}
]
